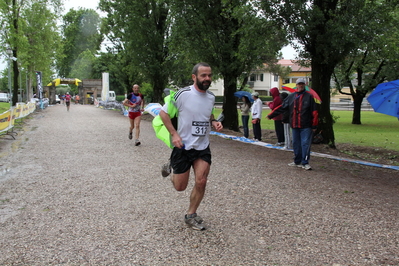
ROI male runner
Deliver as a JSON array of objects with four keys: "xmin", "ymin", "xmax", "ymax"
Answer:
[{"xmin": 160, "ymin": 62, "xmax": 223, "ymax": 230}]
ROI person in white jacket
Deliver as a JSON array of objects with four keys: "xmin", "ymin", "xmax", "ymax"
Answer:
[{"xmin": 251, "ymin": 92, "xmax": 263, "ymax": 141}]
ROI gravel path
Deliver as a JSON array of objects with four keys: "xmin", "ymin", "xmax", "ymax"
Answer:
[{"xmin": 0, "ymin": 104, "xmax": 398, "ymax": 265}]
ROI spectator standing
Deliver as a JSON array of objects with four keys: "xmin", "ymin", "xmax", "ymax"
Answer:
[
  {"xmin": 251, "ymin": 92, "xmax": 263, "ymax": 141},
  {"xmin": 159, "ymin": 62, "xmax": 223, "ymax": 230},
  {"xmin": 123, "ymin": 84, "xmax": 145, "ymax": 146},
  {"xmin": 266, "ymin": 87, "xmax": 284, "ymax": 146},
  {"xmin": 240, "ymin": 96, "xmax": 252, "ymax": 138},
  {"xmin": 280, "ymin": 92, "xmax": 292, "ymax": 149},
  {"xmin": 267, "ymin": 78, "xmax": 318, "ymax": 170},
  {"xmin": 75, "ymin": 94, "xmax": 80, "ymax": 104}
]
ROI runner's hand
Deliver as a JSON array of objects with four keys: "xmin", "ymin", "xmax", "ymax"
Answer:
[
  {"xmin": 171, "ymin": 133, "xmax": 184, "ymax": 149},
  {"xmin": 212, "ymin": 121, "xmax": 223, "ymax": 132}
]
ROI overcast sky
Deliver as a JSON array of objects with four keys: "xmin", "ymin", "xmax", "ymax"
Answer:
[{"xmin": 63, "ymin": 0, "xmax": 101, "ymax": 14}]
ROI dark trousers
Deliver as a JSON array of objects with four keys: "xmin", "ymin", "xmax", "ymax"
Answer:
[
  {"xmin": 242, "ymin": 115, "xmax": 249, "ymax": 138},
  {"xmin": 274, "ymin": 120, "xmax": 285, "ymax": 143},
  {"xmin": 253, "ymin": 120, "xmax": 262, "ymax": 141},
  {"xmin": 292, "ymin": 127, "xmax": 313, "ymax": 165}
]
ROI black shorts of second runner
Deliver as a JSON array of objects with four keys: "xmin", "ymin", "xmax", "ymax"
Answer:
[
  {"xmin": 66, "ymin": 101, "xmax": 70, "ymax": 107},
  {"xmin": 170, "ymin": 146, "xmax": 212, "ymax": 174}
]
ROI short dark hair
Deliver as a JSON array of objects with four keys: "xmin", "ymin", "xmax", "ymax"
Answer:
[
  {"xmin": 280, "ymin": 92, "xmax": 289, "ymax": 100},
  {"xmin": 192, "ymin": 62, "xmax": 211, "ymax": 75}
]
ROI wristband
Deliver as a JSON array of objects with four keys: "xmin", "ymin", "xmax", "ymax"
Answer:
[{"xmin": 211, "ymin": 119, "xmax": 218, "ymax": 122}]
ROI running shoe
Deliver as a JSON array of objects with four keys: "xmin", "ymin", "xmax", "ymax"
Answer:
[
  {"xmin": 184, "ymin": 213, "xmax": 205, "ymax": 231},
  {"xmin": 135, "ymin": 139, "xmax": 141, "ymax": 146},
  {"xmin": 128, "ymin": 132, "xmax": 132, "ymax": 140},
  {"xmin": 288, "ymin": 162, "xmax": 302, "ymax": 168},
  {"xmin": 161, "ymin": 161, "xmax": 171, "ymax": 177},
  {"xmin": 302, "ymin": 164, "xmax": 312, "ymax": 170}
]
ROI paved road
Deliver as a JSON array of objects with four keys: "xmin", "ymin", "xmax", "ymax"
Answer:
[{"xmin": 0, "ymin": 104, "xmax": 398, "ymax": 265}]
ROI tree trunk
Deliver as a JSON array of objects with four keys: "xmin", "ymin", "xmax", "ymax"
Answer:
[
  {"xmin": 352, "ymin": 93, "xmax": 364, "ymax": 125},
  {"xmin": 311, "ymin": 61, "xmax": 336, "ymax": 148},
  {"xmin": 27, "ymin": 65, "xmax": 34, "ymax": 100},
  {"xmin": 152, "ymin": 76, "xmax": 166, "ymax": 104},
  {"xmin": 12, "ymin": 1, "xmax": 19, "ymax": 106},
  {"xmin": 240, "ymin": 75, "xmax": 248, "ymax": 90},
  {"xmin": 12, "ymin": 54, "xmax": 19, "ymax": 106},
  {"xmin": 222, "ymin": 73, "xmax": 239, "ymax": 131},
  {"xmin": 150, "ymin": 65, "xmax": 167, "ymax": 103}
]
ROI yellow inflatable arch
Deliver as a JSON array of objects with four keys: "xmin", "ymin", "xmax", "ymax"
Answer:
[{"xmin": 47, "ymin": 78, "xmax": 82, "ymax": 86}]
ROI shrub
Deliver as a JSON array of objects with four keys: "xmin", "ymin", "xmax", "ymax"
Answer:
[{"xmin": 116, "ymin": 95, "xmax": 125, "ymax": 102}]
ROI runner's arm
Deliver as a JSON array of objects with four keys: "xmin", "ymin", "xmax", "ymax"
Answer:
[
  {"xmin": 160, "ymin": 110, "xmax": 183, "ymax": 148},
  {"xmin": 123, "ymin": 99, "xmax": 135, "ymax": 108},
  {"xmin": 140, "ymin": 96, "xmax": 145, "ymax": 111},
  {"xmin": 210, "ymin": 115, "xmax": 223, "ymax": 132}
]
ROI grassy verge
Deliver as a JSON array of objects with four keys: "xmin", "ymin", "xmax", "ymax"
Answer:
[
  {"xmin": 213, "ymin": 108, "xmax": 399, "ymax": 152},
  {"xmin": 0, "ymin": 102, "xmax": 12, "ymax": 113}
]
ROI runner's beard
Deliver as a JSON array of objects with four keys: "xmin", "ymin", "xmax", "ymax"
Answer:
[{"xmin": 197, "ymin": 80, "xmax": 211, "ymax": 91}]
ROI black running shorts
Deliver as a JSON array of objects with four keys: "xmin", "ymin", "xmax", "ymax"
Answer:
[{"xmin": 170, "ymin": 146, "xmax": 212, "ymax": 174}]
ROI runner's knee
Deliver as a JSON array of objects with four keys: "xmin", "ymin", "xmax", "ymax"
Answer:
[
  {"xmin": 195, "ymin": 176, "xmax": 207, "ymax": 188},
  {"xmin": 172, "ymin": 172, "xmax": 189, "ymax": 191}
]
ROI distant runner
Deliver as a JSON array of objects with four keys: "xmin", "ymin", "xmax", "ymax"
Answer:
[
  {"xmin": 65, "ymin": 92, "xmax": 72, "ymax": 111},
  {"xmin": 123, "ymin": 84, "xmax": 144, "ymax": 146}
]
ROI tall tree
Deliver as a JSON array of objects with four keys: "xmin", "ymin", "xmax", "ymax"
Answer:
[
  {"xmin": 22, "ymin": 2, "xmax": 62, "ymax": 99},
  {"xmin": 0, "ymin": 0, "xmax": 61, "ymax": 105},
  {"xmin": 261, "ymin": 0, "xmax": 383, "ymax": 147},
  {"xmin": 333, "ymin": 2, "xmax": 399, "ymax": 124},
  {"xmin": 99, "ymin": 0, "xmax": 171, "ymax": 101},
  {"xmin": 169, "ymin": 0, "xmax": 287, "ymax": 130},
  {"xmin": 57, "ymin": 8, "xmax": 102, "ymax": 78}
]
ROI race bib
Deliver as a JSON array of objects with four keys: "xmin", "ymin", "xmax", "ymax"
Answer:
[{"xmin": 191, "ymin": 121, "xmax": 209, "ymax": 136}]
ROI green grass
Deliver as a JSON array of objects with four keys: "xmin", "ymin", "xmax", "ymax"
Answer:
[
  {"xmin": 213, "ymin": 108, "xmax": 399, "ymax": 152},
  {"xmin": 0, "ymin": 102, "xmax": 12, "ymax": 113}
]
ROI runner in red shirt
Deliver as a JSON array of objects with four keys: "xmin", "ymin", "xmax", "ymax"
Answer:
[
  {"xmin": 123, "ymin": 84, "xmax": 145, "ymax": 146},
  {"xmin": 65, "ymin": 92, "xmax": 72, "ymax": 111}
]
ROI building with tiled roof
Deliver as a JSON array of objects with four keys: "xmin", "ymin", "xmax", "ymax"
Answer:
[{"xmin": 209, "ymin": 59, "xmax": 311, "ymax": 97}]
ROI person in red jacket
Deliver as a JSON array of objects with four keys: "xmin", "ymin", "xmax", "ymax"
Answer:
[
  {"xmin": 267, "ymin": 78, "xmax": 318, "ymax": 170},
  {"xmin": 266, "ymin": 87, "xmax": 284, "ymax": 146}
]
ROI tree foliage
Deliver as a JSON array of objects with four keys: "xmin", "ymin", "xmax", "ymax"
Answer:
[
  {"xmin": 57, "ymin": 8, "xmax": 102, "ymax": 78},
  {"xmin": 169, "ymin": 0, "xmax": 287, "ymax": 130},
  {"xmin": 333, "ymin": 2, "xmax": 399, "ymax": 124},
  {"xmin": 22, "ymin": 2, "xmax": 62, "ymax": 99},
  {"xmin": 0, "ymin": 0, "xmax": 61, "ymax": 104},
  {"xmin": 70, "ymin": 50, "xmax": 97, "ymax": 80},
  {"xmin": 99, "ymin": 0, "xmax": 171, "ymax": 101}
]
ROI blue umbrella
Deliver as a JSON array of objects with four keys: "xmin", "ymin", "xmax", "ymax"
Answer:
[
  {"xmin": 234, "ymin": 91, "xmax": 254, "ymax": 102},
  {"xmin": 367, "ymin": 80, "xmax": 399, "ymax": 118}
]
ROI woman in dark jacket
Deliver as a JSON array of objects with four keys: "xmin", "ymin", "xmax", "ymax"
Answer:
[{"xmin": 266, "ymin": 87, "xmax": 284, "ymax": 145}]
